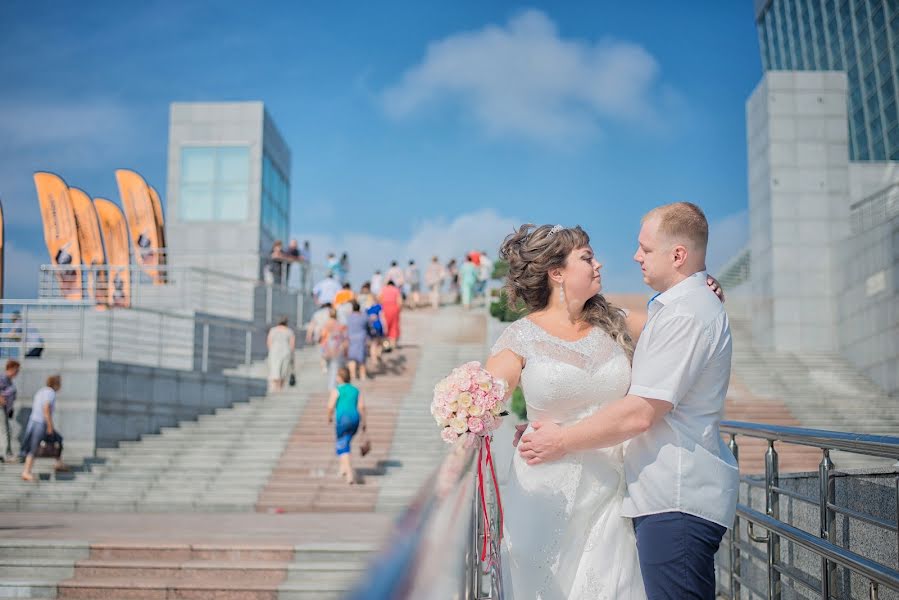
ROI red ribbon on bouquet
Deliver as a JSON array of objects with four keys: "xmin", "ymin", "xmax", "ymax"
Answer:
[{"xmin": 476, "ymin": 435, "xmax": 504, "ymax": 563}]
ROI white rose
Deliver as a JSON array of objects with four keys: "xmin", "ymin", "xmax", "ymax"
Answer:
[{"xmin": 450, "ymin": 417, "xmax": 468, "ymax": 434}]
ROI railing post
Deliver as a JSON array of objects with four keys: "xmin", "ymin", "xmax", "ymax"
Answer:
[
  {"xmin": 468, "ymin": 476, "xmax": 479, "ymax": 600},
  {"xmin": 107, "ymin": 308, "xmax": 113, "ymax": 360},
  {"xmin": 19, "ymin": 305, "xmax": 28, "ymax": 358},
  {"xmin": 765, "ymin": 440, "xmax": 781, "ymax": 600},
  {"xmin": 201, "ymin": 323, "xmax": 209, "ymax": 373},
  {"xmin": 819, "ymin": 449, "xmax": 836, "ymax": 598},
  {"xmin": 79, "ymin": 305, "xmax": 86, "ymax": 359},
  {"xmin": 245, "ymin": 330, "xmax": 252, "ymax": 366},
  {"xmin": 157, "ymin": 314, "xmax": 164, "ymax": 367},
  {"xmin": 266, "ymin": 286, "xmax": 273, "ymax": 324},
  {"xmin": 729, "ymin": 434, "xmax": 741, "ymax": 600}
]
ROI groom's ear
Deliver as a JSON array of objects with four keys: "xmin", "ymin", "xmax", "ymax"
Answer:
[{"xmin": 672, "ymin": 244, "xmax": 688, "ymax": 267}]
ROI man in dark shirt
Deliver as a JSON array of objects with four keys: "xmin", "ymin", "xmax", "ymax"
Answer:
[{"xmin": 0, "ymin": 359, "xmax": 20, "ymax": 461}]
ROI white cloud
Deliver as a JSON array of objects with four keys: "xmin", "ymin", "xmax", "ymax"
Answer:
[
  {"xmin": 294, "ymin": 209, "xmax": 520, "ymax": 285},
  {"xmin": 707, "ymin": 209, "xmax": 749, "ymax": 276},
  {"xmin": 381, "ymin": 9, "xmax": 669, "ymax": 143}
]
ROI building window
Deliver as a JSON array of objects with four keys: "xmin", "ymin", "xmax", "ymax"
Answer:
[
  {"xmin": 261, "ymin": 153, "xmax": 289, "ymax": 243},
  {"xmin": 179, "ymin": 146, "xmax": 249, "ymax": 222}
]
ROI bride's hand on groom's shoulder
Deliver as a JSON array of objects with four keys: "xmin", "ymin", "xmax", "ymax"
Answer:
[
  {"xmin": 707, "ymin": 275, "xmax": 725, "ymax": 302},
  {"xmin": 518, "ymin": 421, "xmax": 566, "ymax": 465},
  {"xmin": 512, "ymin": 423, "xmax": 528, "ymax": 447}
]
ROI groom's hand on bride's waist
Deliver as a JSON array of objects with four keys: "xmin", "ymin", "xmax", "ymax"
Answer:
[
  {"xmin": 512, "ymin": 423, "xmax": 528, "ymax": 447},
  {"xmin": 518, "ymin": 421, "xmax": 567, "ymax": 465}
]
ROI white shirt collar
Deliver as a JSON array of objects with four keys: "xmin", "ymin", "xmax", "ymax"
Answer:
[
  {"xmin": 648, "ymin": 271, "xmax": 708, "ymax": 316},
  {"xmin": 653, "ymin": 270, "xmax": 708, "ymax": 305}
]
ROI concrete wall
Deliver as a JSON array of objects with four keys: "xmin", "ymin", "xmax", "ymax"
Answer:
[
  {"xmin": 93, "ymin": 361, "xmax": 266, "ymax": 449},
  {"xmin": 166, "ymin": 102, "xmax": 266, "ymax": 282},
  {"xmin": 838, "ymin": 183, "xmax": 899, "ymax": 396},
  {"xmin": 746, "ymin": 71, "xmax": 851, "ymax": 352},
  {"xmin": 11, "ymin": 357, "xmax": 267, "ymax": 459}
]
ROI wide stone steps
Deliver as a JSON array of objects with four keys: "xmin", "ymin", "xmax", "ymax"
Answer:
[
  {"xmin": 255, "ymin": 348, "xmax": 419, "ymax": 513},
  {"xmin": 0, "ymin": 539, "xmax": 375, "ymax": 600},
  {"xmin": 375, "ymin": 338, "xmax": 487, "ymax": 512},
  {"xmin": 0, "ymin": 379, "xmax": 316, "ymax": 511}
]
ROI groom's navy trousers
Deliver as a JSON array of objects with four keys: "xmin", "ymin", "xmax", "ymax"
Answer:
[{"xmin": 633, "ymin": 511, "xmax": 727, "ymax": 600}]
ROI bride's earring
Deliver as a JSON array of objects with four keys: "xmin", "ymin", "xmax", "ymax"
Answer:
[{"xmin": 558, "ymin": 283, "xmax": 565, "ymax": 303}]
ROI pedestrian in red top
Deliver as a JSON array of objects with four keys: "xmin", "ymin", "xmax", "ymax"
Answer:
[{"xmin": 378, "ymin": 280, "xmax": 403, "ymax": 349}]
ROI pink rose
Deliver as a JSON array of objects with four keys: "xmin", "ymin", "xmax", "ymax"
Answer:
[
  {"xmin": 468, "ymin": 416, "xmax": 485, "ymax": 434},
  {"xmin": 481, "ymin": 413, "xmax": 497, "ymax": 432},
  {"xmin": 441, "ymin": 427, "xmax": 459, "ymax": 443}
]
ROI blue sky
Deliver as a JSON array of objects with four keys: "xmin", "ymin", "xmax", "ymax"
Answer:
[{"xmin": 0, "ymin": 1, "xmax": 762, "ymax": 297}]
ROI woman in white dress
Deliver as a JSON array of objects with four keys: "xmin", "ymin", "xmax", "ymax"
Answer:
[
  {"xmin": 267, "ymin": 317, "xmax": 295, "ymax": 392},
  {"xmin": 486, "ymin": 224, "xmax": 647, "ymax": 599}
]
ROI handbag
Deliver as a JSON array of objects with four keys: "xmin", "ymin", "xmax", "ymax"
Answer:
[
  {"xmin": 359, "ymin": 433, "xmax": 371, "ymax": 457},
  {"xmin": 36, "ymin": 432, "xmax": 62, "ymax": 459}
]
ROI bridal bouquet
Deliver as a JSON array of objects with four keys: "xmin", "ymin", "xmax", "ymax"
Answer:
[
  {"xmin": 432, "ymin": 361, "xmax": 507, "ymax": 566},
  {"xmin": 432, "ymin": 361, "xmax": 508, "ymax": 443}
]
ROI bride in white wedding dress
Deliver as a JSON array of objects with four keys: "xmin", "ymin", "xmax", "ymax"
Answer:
[{"xmin": 486, "ymin": 224, "xmax": 646, "ymax": 600}]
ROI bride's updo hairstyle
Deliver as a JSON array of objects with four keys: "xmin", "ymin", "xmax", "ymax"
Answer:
[{"xmin": 499, "ymin": 224, "xmax": 634, "ymax": 360}]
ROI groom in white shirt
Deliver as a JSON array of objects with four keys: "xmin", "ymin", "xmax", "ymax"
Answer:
[{"xmin": 518, "ymin": 202, "xmax": 739, "ymax": 600}]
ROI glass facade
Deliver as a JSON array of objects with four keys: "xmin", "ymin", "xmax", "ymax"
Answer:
[
  {"xmin": 261, "ymin": 153, "xmax": 289, "ymax": 244},
  {"xmin": 179, "ymin": 146, "xmax": 250, "ymax": 221},
  {"xmin": 757, "ymin": 0, "xmax": 899, "ymax": 160}
]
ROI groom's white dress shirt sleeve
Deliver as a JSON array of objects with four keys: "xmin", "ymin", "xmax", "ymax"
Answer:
[
  {"xmin": 628, "ymin": 314, "xmax": 711, "ymax": 407},
  {"xmin": 621, "ymin": 271, "xmax": 739, "ymax": 529}
]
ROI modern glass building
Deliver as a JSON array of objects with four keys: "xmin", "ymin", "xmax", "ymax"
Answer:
[
  {"xmin": 755, "ymin": 0, "xmax": 899, "ymax": 160},
  {"xmin": 165, "ymin": 102, "xmax": 291, "ymax": 279}
]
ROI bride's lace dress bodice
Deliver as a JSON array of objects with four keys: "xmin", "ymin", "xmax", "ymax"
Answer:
[
  {"xmin": 494, "ymin": 318, "xmax": 631, "ymax": 426},
  {"xmin": 492, "ymin": 318, "xmax": 646, "ymax": 600}
]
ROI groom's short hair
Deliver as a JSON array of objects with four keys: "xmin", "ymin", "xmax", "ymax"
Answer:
[{"xmin": 643, "ymin": 202, "xmax": 708, "ymax": 251}]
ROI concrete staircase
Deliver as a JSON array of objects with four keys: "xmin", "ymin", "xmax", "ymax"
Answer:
[
  {"xmin": 0, "ymin": 354, "xmax": 324, "ymax": 512},
  {"xmin": 728, "ymin": 315, "xmax": 899, "ymax": 470},
  {"xmin": 0, "ymin": 539, "xmax": 375, "ymax": 600},
  {"xmin": 255, "ymin": 350, "xmax": 419, "ymax": 513},
  {"xmin": 376, "ymin": 312, "xmax": 489, "ymax": 512},
  {"xmin": 0, "ymin": 307, "xmax": 489, "ymax": 599}
]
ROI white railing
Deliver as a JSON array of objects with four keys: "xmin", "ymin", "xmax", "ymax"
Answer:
[
  {"xmin": 0, "ymin": 300, "xmax": 256, "ymax": 373},
  {"xmin": 39, "ymin": 263, "xmax": 312, "ymax": 325}
]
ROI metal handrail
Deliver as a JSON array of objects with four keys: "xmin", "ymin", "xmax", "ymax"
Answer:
[
  {"xmin": 720, "ymin": 421, "xmax": 899, "ymax": 600},
  {"xmin": 346, "ymin": 436, "xmax": 504, "ymax": 599},
  {"xmin": 722, "ymin": 421, "xmax": 899, "ymax": 460},
  {"xmin": 737, "ymin": 507, "xmax": 899, "ymax": 589}
]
